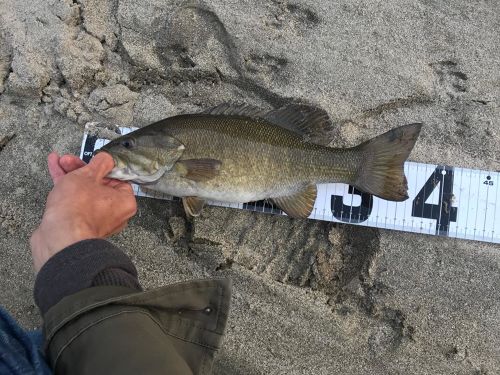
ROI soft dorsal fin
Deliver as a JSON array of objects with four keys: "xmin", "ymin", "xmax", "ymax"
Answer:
[
  {"xmin": 201, "ymin": 103, "xmax": 268, "ymax": 118},
  {"xmin": 182, "ymin": 196, "xmax": 206, "ymax": 217},
  {"xmin": 264, "ymin": 104, "xmax": 333, "ymax": 146},
  {"xmin": 271, "ymin": 184, "xmax": 317, "ymax": 219}
]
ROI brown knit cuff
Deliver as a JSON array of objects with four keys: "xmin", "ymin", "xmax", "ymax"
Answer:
[
  {"xmin": 34, "ymin": 239, "xmax": 141, "ymax": 315},
  {"xmin": 92, "ymin": 268, "xmax": 142, "ymax": 290}
]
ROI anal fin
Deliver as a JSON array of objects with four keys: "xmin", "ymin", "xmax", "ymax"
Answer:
[
  {"xmin": 271, "ymin": 184, "xmax": 317, "ymax": 219},
  {"xmin": 182, "ymin": 196, "xmax": 206, "ymax": 217}
]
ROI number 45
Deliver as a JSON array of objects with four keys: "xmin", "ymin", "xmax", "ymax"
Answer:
[{"xmin": 483, "ymin": 176, "xmax": 494, "ymax": 186}]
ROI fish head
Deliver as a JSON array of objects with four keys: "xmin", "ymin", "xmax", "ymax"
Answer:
[{"xmin": 98, "ymin": 131, "xmax": 185, "ymax": 183}]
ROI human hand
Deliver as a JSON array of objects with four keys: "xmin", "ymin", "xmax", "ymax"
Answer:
[{"xmin": 30, "ymin": 152, "xmax": 137, "ymax": 272}]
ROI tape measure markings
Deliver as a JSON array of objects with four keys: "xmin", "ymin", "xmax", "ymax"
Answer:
[
  {"xmin": 80, "ymin": 126, "xmax": 499, "ymax": 244},
  {"xmin": 492, "ymin": 174, "xmax": 499, "ymax": 241}
]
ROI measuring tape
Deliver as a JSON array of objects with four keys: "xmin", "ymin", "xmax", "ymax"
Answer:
[{"xmin": 81, "ymin": 126, "xmax": 499, "ymax": 244}]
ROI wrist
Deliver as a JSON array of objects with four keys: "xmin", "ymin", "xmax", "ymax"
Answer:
[{"xmin": 30, "ymin": 217, "xmax": 96, "ymax": 272}]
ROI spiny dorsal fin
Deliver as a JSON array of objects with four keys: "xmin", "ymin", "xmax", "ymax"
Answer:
[
  {"xmin": 264, "ymin": 104, "xmax": 333, "ymax": 146},
  {"xmin": 271, "ymin": 184, "xmax": 317, "ymax": 219},
  {"xmin": 182, "ymin": 196, "xmax": 206, "ymax": 217},
  {"xmin": 175, "ymin": 158, "xmax": 222, "ymax": 182},
  {"xmin": 201, "ymin": 103, "xmax": 268, "ymax": 118},
  {"xmin": 201, "ymin": 102, "xmax": 334, "ymax": 146}
]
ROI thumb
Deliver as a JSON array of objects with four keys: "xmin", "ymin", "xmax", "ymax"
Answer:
[
  {"xmin": 86, "ymin": 152, "xmax": 116, "ymax": 180},
  {"xmin": 47, "ymin": 152, "xmax": 65, "ymax": 185}
]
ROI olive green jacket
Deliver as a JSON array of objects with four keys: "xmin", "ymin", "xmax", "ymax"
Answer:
[{"xmin": 43, "ymin": 279, "xmax": 231, "ymax": 374}]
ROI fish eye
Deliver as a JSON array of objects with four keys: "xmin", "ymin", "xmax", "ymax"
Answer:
[{"xmin": 121, "ymin": 139, "xmax": 135, "ymax": 149}]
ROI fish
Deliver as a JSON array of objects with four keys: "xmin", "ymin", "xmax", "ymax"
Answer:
[{"xmin": 98, "ymin": 103, "xmax": 422, "ymax": 218}]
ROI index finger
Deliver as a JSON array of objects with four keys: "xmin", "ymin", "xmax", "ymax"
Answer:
[{"xmin": 85, "ymin": 152, "xmax": 115, "ymax": 180}]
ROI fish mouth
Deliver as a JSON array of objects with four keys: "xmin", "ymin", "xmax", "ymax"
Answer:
[
  {"xmin": 95, "ymin": 150, "xmax": 140, "ymax": 181},
  {"xmin": 93, "ymin": 148, "xmax": 107, "ymax": 157},
  {"xmin": 95, "ymin": 150, "xmax": 168, "ymax": 184},
  {"xmin": 107, "ymin": 165, "xmax": 169, "ymax": 184},
  {"xmin": 107, "ymin": 167, "xmax": 137, "ymax": 181}
]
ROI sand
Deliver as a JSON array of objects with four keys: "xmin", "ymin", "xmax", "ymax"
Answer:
[{"xmin": 0, "ymin": 0, "xmax": 499, "ymax": 373}]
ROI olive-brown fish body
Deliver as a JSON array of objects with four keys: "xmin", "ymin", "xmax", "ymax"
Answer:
[
  {"xmin": 100, "ymin": 103, "xmax": 422, "ymax": 218},
  {"xmin": 147, "ymin": 114, "xmax": 359, "ymax": 202}
]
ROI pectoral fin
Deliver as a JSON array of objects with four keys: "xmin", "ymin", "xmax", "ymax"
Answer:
[
  {"xmin": 175, "ymin": 159, "xmax": 222, "ymax": 182},
  {"xmin": 182, "ymin": 196, "xmax": 206, "ymax": 217},
  {"xmin": 271, "ymin": 184, "xmax": 317, "ymax": 219}
]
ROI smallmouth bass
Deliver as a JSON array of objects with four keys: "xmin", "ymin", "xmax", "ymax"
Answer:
[{"xmin": 99, "ymin": 103, "xmax": 422, "ymax": 218}]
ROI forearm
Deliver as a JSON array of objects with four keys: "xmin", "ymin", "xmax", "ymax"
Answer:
[
  {"xmin": 34, "ymin": 239, "xmax": 141, "ymax": 315},
  {"xmin": 34, "ymin": 239, "xmax": 231, "ymax": 375},
  {"xmin": 28, "ymin": 153, "xmax": 217, "ymax": 374},
  {"xmin": 34, "ymin": 239, "xmax": 194, "ymax": 374},
  {"xmin": 38, "ymin": 272, "xmax": 230, "ymax": 375}
]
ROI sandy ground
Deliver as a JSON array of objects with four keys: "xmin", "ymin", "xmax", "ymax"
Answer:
[{"xmin": 0, "ymin": 0, "xmax": 499, "ymax": 374}]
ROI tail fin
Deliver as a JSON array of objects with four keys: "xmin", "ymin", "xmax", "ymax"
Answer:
[{"xmin": 353, "ymin": 123, "xmax": 422, "ymax": 201}]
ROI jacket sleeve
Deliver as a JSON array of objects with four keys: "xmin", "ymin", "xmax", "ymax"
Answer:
[
  {"xmin": 34, "ymin": 240, "xmax": 232, "ymax": 375},
  {"xmin": 34, "ymin": 239, "xmax": 142, "ymax": 315}
]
